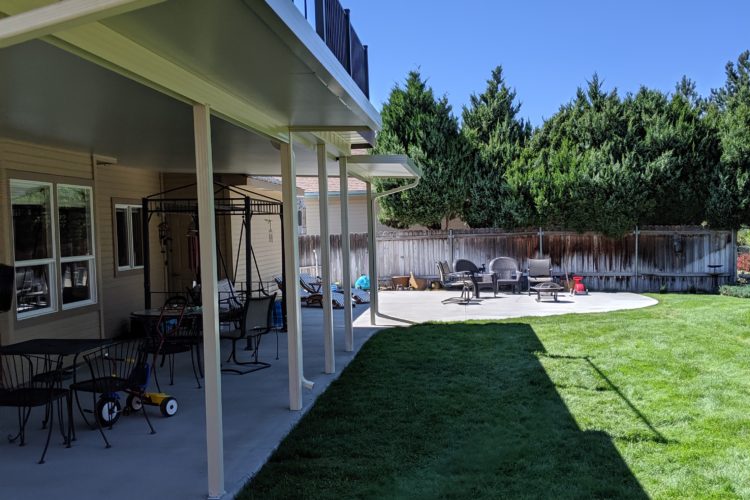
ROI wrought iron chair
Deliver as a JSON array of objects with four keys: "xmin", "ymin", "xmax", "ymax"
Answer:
[
  {"xmin": 489, "ymin": 257, "xmax": 521, "ymax": 295},
  {"xmin": 0, "ymin": 353, "xmax": 72, "ymax": 463},
  {"xmin": 221, "ymin": 292, "xmax": 277, "ymax": 375},
  {"xmin": 142, "ymin": 296, "xmax": 202, "ymax": 390},
  {"xmin": 69, "ymin": 339, "xmax": 155, "ymax": 448}
]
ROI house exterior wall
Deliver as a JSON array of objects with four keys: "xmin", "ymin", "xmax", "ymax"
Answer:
[
  {"xmin": 95, "ymin": 163, "xmax": 164, "ymax": 337},
  {"xmin": 0, "ymin": 138, "xmax": 165, "ymax": 344},
  {"xmin": 304, "ymin": 193, "xmax": 368, "ymax": 236}
]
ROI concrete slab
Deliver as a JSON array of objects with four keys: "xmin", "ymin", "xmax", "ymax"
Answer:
[
  {"xmin": 354, "ymin": 290, "xmax": 658, "ymax": 327},
  {"xmin": 0, "ymin": 306, "xmax": 377, "ymax": 500}
]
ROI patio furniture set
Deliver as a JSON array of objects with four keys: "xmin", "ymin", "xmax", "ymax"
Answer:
[
  {"xmin": 0, "ymin": 274, "xmax": 281, "ymax": 464},
  {"xmin": 436, "ymin": 258, "xmax": 567, "ymax": 303}
]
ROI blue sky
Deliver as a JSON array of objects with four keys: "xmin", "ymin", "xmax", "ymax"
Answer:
[{"xmin": 341, "ymin": 0, "xmax": 750, "ymax": 126}]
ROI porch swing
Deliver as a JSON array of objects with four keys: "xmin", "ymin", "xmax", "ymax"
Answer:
[{"xmin": 140, "ymin": 181, "xmax": 286, "ymax": 331}]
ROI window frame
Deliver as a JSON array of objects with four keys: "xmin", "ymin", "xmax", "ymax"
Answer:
[
  {"xmin": 57, "ymin": 183, "xmax": 96, "ymax": 311},
  {"xmin": 10, "ymin": 178, "xmax": 99, "ymax": 320},
  {"xmin": 10, "ymin": 179, "xmax": 57, "ymax": 319},
  {"xmin": 112, "ymin": 200, "xmax": 145, "ymax": 276}
]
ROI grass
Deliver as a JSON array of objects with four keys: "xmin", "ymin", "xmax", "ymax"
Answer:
[{"xmin": 240, "ymin": 294, "xmax": 750, "ymax": 499}]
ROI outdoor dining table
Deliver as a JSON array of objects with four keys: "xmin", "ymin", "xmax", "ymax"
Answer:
[
  {"xmin": 0, "ymin": 337, "xmax": 115, "ymax": 366},
  {"xmin": 0, "ymin": 337, "xmax": 115, "ymax": 441}
]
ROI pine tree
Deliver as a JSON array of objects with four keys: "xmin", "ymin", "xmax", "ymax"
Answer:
[
  {"xmin": 373, "ymin": 71, "xmax": 468, "ymax": 229},
  {"xmin": 461, "ymin": 66, "xmax": 530, "ymax": 228}
]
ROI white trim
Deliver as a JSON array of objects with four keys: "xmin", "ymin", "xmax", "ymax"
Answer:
[
  {"xmin": 114, "ymin": 203, "xmax": 145, "ymax": 271},
  {"xmin": 0, "ymin": 0, "xmax": 165, "ymax": 48}
]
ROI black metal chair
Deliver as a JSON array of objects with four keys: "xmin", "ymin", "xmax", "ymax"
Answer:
[
  {"xmin": 142, "ymin": 296, "xmax": 202, "ymax": 391},
  {"xmin": 0, "ymin": 353, "xmax": 72, "ymax": 463},
  {"xmin": 69, "ymin": 340, "xmax": 155, "ymax": 448},
  {"xmin": 453, "ymin": 258, "xmax": 494, "ymax": 298},
  {"xmin": 527, "ymin": 258, "xmax": 554, "ymax": 294},
  {"xmin": 221, "ymin": 292, "xmax": 277, "ymax": 375}
]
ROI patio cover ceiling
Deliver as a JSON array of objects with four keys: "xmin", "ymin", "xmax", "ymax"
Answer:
[{"xmin": 0, "ymin": 0, "xmax": 410, "ymax": 177}]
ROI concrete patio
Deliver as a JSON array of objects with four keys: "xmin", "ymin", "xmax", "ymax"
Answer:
[
  {"xmin": 0, "ymin": 290, "xmax": 657, "ymax": 500},
  {"xmin": 355, "ymin": 289, "xmax": 658, "ymax": 327},
  {"xmin": 0, "ymin": 306, "xmax": 377, "ymax": 500}
]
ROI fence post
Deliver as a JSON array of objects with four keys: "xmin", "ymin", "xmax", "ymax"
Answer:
[
  {"xmin": 538, "ymin": 227, "xmax": 544, "ymax": 257},
  {"xmin": 449, "ymin": 229, "xmax": 454, "ymax": 265},
  {"xmin": 634, "ymin": 226, "xmax": 639, "ymax": 292}
]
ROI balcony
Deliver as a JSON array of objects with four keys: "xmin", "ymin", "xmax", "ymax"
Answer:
[{"xmin": 292, "ymin": 0, "xmax": 369, "ymax": 98}]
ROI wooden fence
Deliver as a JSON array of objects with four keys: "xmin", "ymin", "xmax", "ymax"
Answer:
[{"xmin": 299, "ymin": 227, "xmax": 737, "ymax": 292}]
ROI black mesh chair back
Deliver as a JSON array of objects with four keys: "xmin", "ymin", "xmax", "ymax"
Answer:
[
  {"xmin": 0, "ymin": 353, "xmax": 71, "ymax": 463},
  {"xmin": 453, "ymin": 259, "xmax": 480, "ymax": 275},
  {"xmin": 221, "ymin": 293, "xmax": 276, "ymax": 374},
  {"xmin": 70, "ymin": 339, "xmax": 154, "ymax": 447}
]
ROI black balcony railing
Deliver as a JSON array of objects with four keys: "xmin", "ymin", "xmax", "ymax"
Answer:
[{"xmin": 294, "ymin": 0, "xmax": 369, "ymax": 98}]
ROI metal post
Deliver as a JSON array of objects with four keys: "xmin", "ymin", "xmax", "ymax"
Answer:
[
  {"xmin": 339, "ymin": 156, "xmax": 353, "ymax": 351},
  {"xmin": 193, "ymin": 104, "xmax": 224, "ymax": 500},
  {"xmin": 317, "ymin": 144, "xmax": 335, "ymax": 372},
  {"xmin": 142, "ymin": 197, "xmax": 150, "ymax": 309},
  {"xmin": 363, "ymin": 44, "xmax": 369, "ymax": 98},
  {"xmin": 244, "ymin": 197, "xmax": 252, "ymax": 293},
  {"xmin": 366, "ymin": 181, "xmax": 377, "ymax": 326},
  {"xmin": 314, "ymin": 0, "xmax": 326, "ymax": 41},
  {"xmin": 344, "ymin": 8, "xmax": 351, "ymax": 73}
]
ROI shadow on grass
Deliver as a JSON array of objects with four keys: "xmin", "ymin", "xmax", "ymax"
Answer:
[{"xmin": 242, "ymin": 322, "xmax": 648, "ymax": 499}]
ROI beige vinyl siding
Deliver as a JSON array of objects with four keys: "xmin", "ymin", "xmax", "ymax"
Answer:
[
  {"xmin": 304, "ymin": 194, "xmax": 368, "ymax": 236},
  {"xmin": 96, "ymin": 164, "xmax": 164, "ymax": 338},
  {"xmin": 0, "ymin": 139, "xmax": 92, "ymax": 180},
  {"xmin": 230, "ymin": 201, "xmax": 283, "ymax": 290},
  {"xmin": 11, "ymin": 311, "xmax": 100, "ymax": 344}
]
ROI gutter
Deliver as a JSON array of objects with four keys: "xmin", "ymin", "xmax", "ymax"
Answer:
[{"xmin": 368, "ymin": 176, "xmax": 421, "ymax": 324}]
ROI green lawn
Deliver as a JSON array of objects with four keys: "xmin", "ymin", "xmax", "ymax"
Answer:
[{"xmin": 241, "ymin": 294, "xmax": 750, "ymax": 499}]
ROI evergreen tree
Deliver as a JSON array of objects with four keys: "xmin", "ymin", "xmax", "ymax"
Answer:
[
  {"xmin": 707, "ymin": 50, "xmax": 750, "ymax": 228},
  {"xmin": 373, "ymin": 71, "xmax": 468, "ymax": 229},
  {"xmin": 461, "ymin": 67, "xmax": 531, "ymax": 228}
]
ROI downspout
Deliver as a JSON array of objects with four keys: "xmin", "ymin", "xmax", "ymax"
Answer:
[{"xmin": 368, "ymin": 177, "xmax": 420, "ymax": 325}]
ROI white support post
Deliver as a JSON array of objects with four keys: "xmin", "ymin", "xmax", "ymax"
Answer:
[
  {"xmin": 193, "ymin": 104, "xmax": 224, "ymax": 500},
  {"xmin": 366, "ymin": 181, "xmax": 378, "ymax": 326},
  {"xmin": 281, "ymin": 136, "xmax": 310, "ymax": 411},
  {"xmin": 339, "ymin": 157, "xmax": 354, "ymax": 350},
  {"xmin": 317, "ymin": 144, "xmax": 335, "ymax": 373}
]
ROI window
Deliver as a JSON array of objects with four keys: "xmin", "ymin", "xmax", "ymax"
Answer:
[
  {"xmin": 10, "ymin": 179, "xmax": 96, "ymax": 319},
  {"xmin": 114, "ymin": 204, "xmax": 144, "ymax": 271},
  {"xmin": 58, "ymin": 185, "xmax": 95, "ymax": 308}
]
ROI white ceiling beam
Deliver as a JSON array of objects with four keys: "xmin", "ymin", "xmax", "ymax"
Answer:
[{"xmin": 0, "ymin": 0, "xmax": 164, "ymax": 48}]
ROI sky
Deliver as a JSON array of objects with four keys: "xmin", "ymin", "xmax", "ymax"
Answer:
[{"xmin": 339, "ymin": 0, "xmax": 750, "ymax": 127}]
